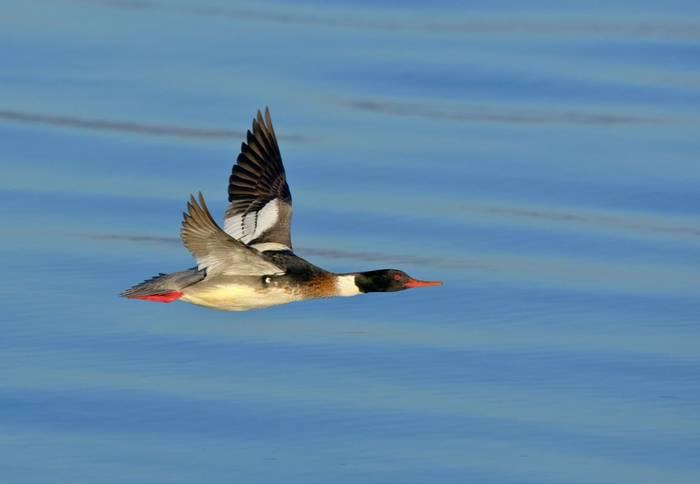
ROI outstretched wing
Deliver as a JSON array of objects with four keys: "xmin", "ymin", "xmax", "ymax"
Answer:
[
  {"xmin": 224, "ymin": 108, "xmax": 293, "ymax": 251},
  {"xmin": 181, "ymin": 192, "xmax": 284, "ymax": 276}
]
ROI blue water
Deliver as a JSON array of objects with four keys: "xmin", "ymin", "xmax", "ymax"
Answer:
[{"xmin": 2, "ymin": 1, "xmax": 700, "ymax": 482}]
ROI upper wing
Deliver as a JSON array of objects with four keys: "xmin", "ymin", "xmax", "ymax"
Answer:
[
  {"xmin": 223, "ymin": 108, "xmax": 293, "ymax": 251},
  {"xmin": 181, "ymin": 192, "xmax": 284, "ymax": 276}
]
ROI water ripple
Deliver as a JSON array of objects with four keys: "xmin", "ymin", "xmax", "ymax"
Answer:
[
  {"xmin": 76, "ymin": 0, "xmax": 700, "ymax": 39},
  {"xmin": 466, "ymin": 205, "xmax": 700, "ymax": 238},
  {"xmin": 69, "ymin": 233, "xmax": 499, "ymax": 272},
  {"xmin": 338, "ymin": 98, "xmax": 686, "ymax": 127},
  {"xmin": 0, "ymin": 109, "xmax": 310, "ymax": 142}
]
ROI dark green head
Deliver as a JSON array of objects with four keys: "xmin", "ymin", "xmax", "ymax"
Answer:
[{"xmin": 354, "ymin": 269, "xmax": 442, "ymax": 293}]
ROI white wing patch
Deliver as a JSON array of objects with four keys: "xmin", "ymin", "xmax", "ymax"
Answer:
[
  {"xmin": 224, "ymin": 198, "xmax": 283, "ymax": 245},
  {"xmin": 250, "ymin": 242, "xmax": 292, "ymax": 252},
  {"xmin": 255, "ymin": 199, "xmax": 281, "ymax": 238}
]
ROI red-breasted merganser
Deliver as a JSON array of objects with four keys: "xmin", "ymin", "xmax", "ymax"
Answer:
[{"xmin": 121, "ymin": 109, "xmax": 442, "ymax": 311}]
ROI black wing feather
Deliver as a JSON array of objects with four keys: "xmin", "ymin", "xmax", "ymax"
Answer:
[{"xmin": 224, "ymin": 108, "xmax": 292, "ymax": 249}]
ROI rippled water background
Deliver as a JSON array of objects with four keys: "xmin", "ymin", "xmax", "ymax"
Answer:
[{"xmin": 2, "ymin": 1, "xmax": 700, "ymax": 482}]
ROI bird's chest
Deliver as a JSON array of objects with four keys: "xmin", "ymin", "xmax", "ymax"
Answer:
[{"xmin": 181, "ymin": 281, "xmax": 301, "ymax": 311}]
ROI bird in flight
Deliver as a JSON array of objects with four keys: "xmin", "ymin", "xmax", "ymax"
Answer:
[{"xmin": 122, "ymin": 109, "xmax": 442, "ymax": 311}]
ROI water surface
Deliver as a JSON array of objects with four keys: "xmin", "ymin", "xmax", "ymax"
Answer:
[{"xmin": 2, "ymin": 1, "xmax": 699, "ymax": 482}]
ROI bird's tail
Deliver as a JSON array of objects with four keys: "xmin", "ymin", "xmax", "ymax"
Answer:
[{"xmin": 120, "ymin": 267, "xmax": 205, "ymax": 303}]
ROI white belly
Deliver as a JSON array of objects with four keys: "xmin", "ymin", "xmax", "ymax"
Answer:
[{"xmin": 181, "ymin": 283, "xmax": 301, "ymax": 311}]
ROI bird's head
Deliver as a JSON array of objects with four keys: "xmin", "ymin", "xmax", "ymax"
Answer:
[{"xmin": 354, "ymin": 269, "xmax": 442, "ymax": 293}]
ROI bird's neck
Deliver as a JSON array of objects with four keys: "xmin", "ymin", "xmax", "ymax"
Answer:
[{"xmin": 333, "ymin": 273, "xmax": 363, "ymax": 297}]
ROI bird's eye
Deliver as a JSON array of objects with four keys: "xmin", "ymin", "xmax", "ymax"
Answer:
[
  {"xmin": 264, "ymin": 277, "xmax": 271, "ymax": 284},
  {"xmin": 393, "ymin": 274, "xmax": 402, "ymax": 281}
]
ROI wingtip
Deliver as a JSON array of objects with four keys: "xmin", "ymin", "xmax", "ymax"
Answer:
[
  {"xmin": 183, "ymin": 193, "xmax": 199, "ymax": 226},
  {"xmin": 197, "ymin": 191, "xmax": 207, "ymax": 209}
]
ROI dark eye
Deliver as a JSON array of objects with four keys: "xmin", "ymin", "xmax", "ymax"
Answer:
[{"xmin": 393, "ymin": 274, "xmax": 402, "ymax": 281}]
